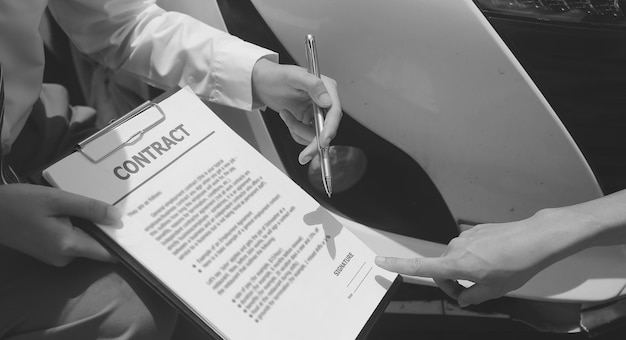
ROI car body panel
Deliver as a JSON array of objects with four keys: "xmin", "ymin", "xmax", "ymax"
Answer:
[
  {"xmin": 159, "ymin": 0, "xmax": 626, "ymax": 303},
  {"xmin": 249, "ymin": 0, "xmax": 603, "ymax": 225}
]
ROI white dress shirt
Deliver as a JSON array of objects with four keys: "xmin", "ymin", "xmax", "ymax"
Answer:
[{"xmin": 0, "ymin": 0, "xmax": 277, "ymax": 154}]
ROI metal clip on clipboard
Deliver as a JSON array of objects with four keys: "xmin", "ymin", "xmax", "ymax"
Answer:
[{"xmin": 77, "ymin": 100, "xmax": 167, "ymax": 164}]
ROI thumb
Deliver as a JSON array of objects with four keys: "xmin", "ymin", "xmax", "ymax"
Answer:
[
  {"xmin": 375, "ymin": 256, "xmax": 455, "ymax": 278},
  {"xmin": 457, "ymin": 284, "xmax": 501, "ymax": 307},
  {"xmin": 50, "ymin": 189, "xmax": 122, "ymax": 226},
  {"xmin": 295, "ymin": 72, "xmax": 332, "ymax": 108}
]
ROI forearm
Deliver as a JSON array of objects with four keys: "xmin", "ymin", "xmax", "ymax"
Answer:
[
  {"xmin": 118, "ymin": 10, "xmax": 277, "ymax": 110},
  {"xmin": 532, "ymin": 189, "xmax": 626, "ymax": 266},
  {"xmin": 562, "ymin": 189, "xmax": 626, "ymax": 247},
  {"xmin": 48, "ymin": 0, "xmax": 278, "ymax": 111}
]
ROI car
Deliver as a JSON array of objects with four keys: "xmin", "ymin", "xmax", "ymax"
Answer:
[
  {"xmin": 155, "ymin": 0, "xmax": 626, "ymax": 336},
  {"xmin": 48, "ymin": 0, "xmax": 626, "ymax": 337}
]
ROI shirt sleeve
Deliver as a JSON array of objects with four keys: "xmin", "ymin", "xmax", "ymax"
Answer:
[{"xmin": 47, "ymin": 0, "xmax": 278, "ymax": 111}]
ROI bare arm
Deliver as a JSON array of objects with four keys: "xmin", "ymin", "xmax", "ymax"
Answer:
[{"xmin": 376, "ymin": 189, "xmax": 626, "ymax": 306}]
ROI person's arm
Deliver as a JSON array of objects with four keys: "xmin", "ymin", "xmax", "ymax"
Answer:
[
  {"xmin": 376, "ymin": 189, "xmax": 626, "ymax": 307},
  {"xmin": 0, "ymin": 184, "xmax": 122, "ymax": 266},
  {"xmin": 48, "ymin": 0, "xmax": 342, "ymax": 163},
  {"xmin": 49, "ymin": 0, "xmax": 272, "ymax": 110},
  {"xmin": 250, "ymin": 58, "xmax": 341, "ymax": 163}
]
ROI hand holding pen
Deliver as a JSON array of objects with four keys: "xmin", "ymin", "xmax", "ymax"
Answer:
[
  {"xmin": 249, "ymin": 39, "xmax": 342, "ymax": 173},
  {"xmin": 305, "ymin": 34, "xmax": 333, "ymax": 197}
]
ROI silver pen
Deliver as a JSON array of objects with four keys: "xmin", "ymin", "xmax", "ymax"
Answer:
[{"xmin": 305, "ymin": 34, "xmax": 333, "ymax": 197}]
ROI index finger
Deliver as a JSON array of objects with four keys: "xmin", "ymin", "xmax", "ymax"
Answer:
[
  {"xmin": 68, "ymin": 227, "xmax": 117, "ymax": 263},
  {"xmin": 375, "ymin": 256, "xmax": 460, "ymax": 279},
  {"xmin": 290, "ymin": 71, "xmax": 332, "ymax": 108}
]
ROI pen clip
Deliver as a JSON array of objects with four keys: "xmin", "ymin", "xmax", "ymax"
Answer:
[
  {"xmin": 305, "ymin": 34, "xmax": 321, "ymax": 78},
  {"xmin": 305, "ymin": 34, "xmax": 327, "ymax": 142}
]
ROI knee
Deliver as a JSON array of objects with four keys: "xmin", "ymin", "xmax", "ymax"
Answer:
[
  {"xmin": 76, "ymin": 267, "xmax": 179, "ymax": 340},
  {"xmin": 102, "ymin": 272, "xmax": 178, "ymax": 340}
]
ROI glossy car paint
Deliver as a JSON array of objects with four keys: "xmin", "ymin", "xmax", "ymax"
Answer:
[
  {"xmin": 159, "ymin": 0, "xmax": 626, "ymax": 304},
  {"xmin": 249, "ymin": 0, "xmax": 603, "ymax": 225}
]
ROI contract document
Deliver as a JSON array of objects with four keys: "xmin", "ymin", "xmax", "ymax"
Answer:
[{"xmin": 43, "ymin": 86, "xmax": 400, "ymax": 340}]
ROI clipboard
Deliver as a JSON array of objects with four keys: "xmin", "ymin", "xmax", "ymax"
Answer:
[
  {"xmin": 44, "ymin": 87, "xmax": 402, "ymax": 340},
  {"xmin": 65, "ymin": 90, "xmax": 229, "ymax": 339},
  {"xmin": 71, "ymin": 211, "xmax": 227, "ymax": 339},
  {"xmin": 77, "ymin": 89, "xmax": 175, "ymax": 164}
]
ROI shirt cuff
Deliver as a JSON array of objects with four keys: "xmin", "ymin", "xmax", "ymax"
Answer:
[{"xmin": 210, "ymin": 40, "xmax": 278, "ymax": 112}]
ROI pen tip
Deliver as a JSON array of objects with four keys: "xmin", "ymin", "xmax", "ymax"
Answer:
[{"xmin": 324, "ymin": 177, "xmax": 332, "ymax": 198}]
